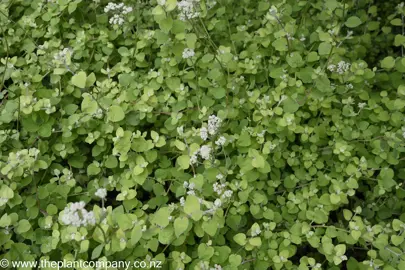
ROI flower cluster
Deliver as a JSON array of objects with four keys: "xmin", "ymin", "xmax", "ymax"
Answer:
[
  {"xmin": 183, "ymin": 181, "xmax": 196, "ymax": 196},
  {"xmin": 328, "ymin": 61, "xmax": 351, "ymax": 74},
  {"xmin": 182, "ymin": 48, "xmax": 195, "ymax": 59},
  {"xmin": 53, "ymin": 48, "xmax": 73, "ymax": 64},
  {"xmin": 199, "ymin": 145, "xmax": 212, "ymax": 160},
  {"xmin": 104, "ymin": 2, "xmax": 133, "ymax": 25},
  {"xmin": 60, "ymin": 202, "xmax": 96, "ymax": 227},
  {"xmin": 177, "ymin": 0, "xmax": 200, "ymax": 21},
  {"xmin": 95, "ymin": 188, "xmax": 107, "ymax": 199},
  {"xmin": 213, "ymin": 182, "xmax": 233, "ymax": 199},
  {"xmin": 200, "ymin": 115, "xmax": 222, "ymax": 141},
  {"xmin": 190, "ymin": 144, "xmax": 213, "ymax": 165}
]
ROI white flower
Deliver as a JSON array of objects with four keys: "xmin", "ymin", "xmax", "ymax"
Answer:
[
  {"xmin": 122, "ymin": 6, "xmax": 133, "ymax": 14},
  {"xmin": 327, "ymin": 64, "xmax": 336, "ymax": 72},
  {"xmin": 358, "ymin": 102, "xmax": 366, "ymax": 109},
  {"xmin": 346, "ymin": 83, "xmax": 353, "ymax": 89},
  {"xmin": 208, "ymin": 115, "xmax": 222, "ymax": 135},
  {"xmin": 213, "ymin": 182, "xmax": 226, "ymax": 195},
  {"xmin": 95, "ymin": 188, "xmax": 107, "ymax": 199},
  {"xmin": 182, "ymin": 48, "xmax": 195, "ymax": 59},
  {"xmin": 215, "ymin": 136, "xmax": 226, "ymax": 146},
  {"xmin": 109, "ymin": 14, "xmax": 125, "ymax": 25},
  {"xmin": 190, "ymin": 151, "xmax": 199, "ymax": 165},
  {"xmin": 177, "ymin": 0, "xmax": 200, "ymax": 21},
  {"xmin": 177, "ymin": 126, "xmax": 184, "ymax": 136},
  {"xmin": 337, "ymin": 61, "xmax": 351, "ymax": 74},
  {"xmin": 216, "ymin": 174, "xmax": 223, "ymax": 180},
  {"xmin": 200, "ymin": 127, "xmax": 208, "ymax": 140},
  {"xmin": 340, "ymin": 255, "xmax": 347, "ymax": 261},
  {"xmin": 180, "ymin": 197, "xmax": 185, "ymax": 206},
  {"xmin": 222, "ymin": 190, "xmax": 233, "ymax": 198},
  {"xmin": 269, "ymin": 6, "xmax": 278, "ymax": 15},
  {"xmin": 199, "ymin": 145, "xmax": 212, "ymax": 160},
  {"xmin": 104, "ymin": 3, "xmax": 132, "ymax": 25},
  {"xmin": 60, "ymin": 202, "xmax": 96, "ymax": 227},
  {"xmin": 189, "ymin": 182, "xmax": 195, "ymax": 190},
  {"xmin": 183, "ymin": 181, "xmax": 189, "ymax": 188},
  {"xmin": 214, "ymin": 199, "xmax": 222, "ymax": 208},
  {"xmin": 54, "ymin": 48, "xmax": 73, "ymax": 63}
]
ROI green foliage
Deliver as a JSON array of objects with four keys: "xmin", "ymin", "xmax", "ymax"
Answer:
[{"xmin": 1, "ymin": 0, "xmax": 405, "ymax": 269}]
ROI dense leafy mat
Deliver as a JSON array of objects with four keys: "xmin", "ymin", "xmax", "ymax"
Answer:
[{"xmin": 1, "ymin": 0, "xmax": 405, "ymax": 269}]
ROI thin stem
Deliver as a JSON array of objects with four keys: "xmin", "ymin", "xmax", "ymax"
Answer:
[{"xmin": 0, "ymin": 24, "xmax": 10, "ymax": 92}]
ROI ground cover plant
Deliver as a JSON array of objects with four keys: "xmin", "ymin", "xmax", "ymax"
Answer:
[{"xmin": 1, "ymin": 0, "xmax": 405, "ymax": 269}]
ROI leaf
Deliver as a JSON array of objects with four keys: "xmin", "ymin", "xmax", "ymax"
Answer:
[
  {"xmin": 249, "ymin": 237, "xmax": 262, "ymax": 247},
  {"xmin": 153, "ymin": 207, "xmax": 170, "ymax": 228},
  {"xmin": 202, "ymin": 219, "xmax": 218, "ymax": 237},
  {"xmin": 334, "ymin": 244, "xmax": 346, "ymax": 256},
  {"xmin": 177, "ymin": 155, "xmax": 190, "ymax": 170},
  {"xmin": 343, "ymin": 209, "xmax": 352, "ymax": 221},
  {"xmin": 107, "ymin": 105, "xmax": 125, "ymax": 122},
  {"xmin": 272, "ymin": 38, "xmax": 288, "ymax": 52},
  {"xmin": 345, "ymin": 16, "xmax": 362, "ymax": 28},
  {"xmin": 130, "ymin": 225, "xmax": 143, "ymax": 245},
  {"xmin": 315, "ymin": 75, "xmax": 332, "ymax": 92},
  {"xmin": 184, "ymin": 195, "xmax": 202, "ymax": 221},
  {"xmin": 15, "ymin": 219, "xmax": 31, "ymax": 234},
  {"xmin": 184, "ymin": 195, "xmax": 199, "ymax": 214},
  {"xmin": 91, "ymin": 244, "xmax": 104, "ymax": 259},
  {"xmin": 174, "ymin": 217, "xmax": 189, "ymax": 237},
  {"xmin": 71, "ymin": 71, "xmax": 87, "ymax": 88},
  {"xmin": 318, "ymin": 42, "xmax": 332, "ymax": 56},
  {"xmin": 391, "ymin": 235, "xmax": 404, "ymax": 246},
  {"xmin": 381, "ymin": 56, "xmax": 395, "ymax": 70},
  {"xmin": 233, "ymin": 233, "xmax": 247, "ymax": 246},
  {"xmin": 283, "ymin": 97, "xmax": 299, "ymax": 113}
]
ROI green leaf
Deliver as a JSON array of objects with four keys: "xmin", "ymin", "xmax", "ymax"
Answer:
[
  {"xmin": 91, "ymin": 244, "xmax": 104, "ymax": 259},
  {"xmin": 174, "ymin": 217, "xmax": 189, "ymax": 237},
  {"xmin": 130, "ymin": 225, "xmax": 143, "ymax": 245},
  {"xmin": 153, "ymin": 207, "xmax": 170, "ymax": 228},
  {"xmin": 233, "ymin": 233, "xmax": 247, "ymax": 246},
  {"xmin": 177, "ymin": 155, "xmax": 190, "ymax": 170},
  {"xmin": 381, "ymin": 56, "xmax": 396, "ymax": 69},
  {"xmin": 283, "ymin": 97, "xmax": 299, "ymax": 113},
  {"xmin": 71, "ymin": 71, "xmax": 87, "ymax": 88},
  {"xmin": 15, "ymin": 219, "xmax": 31, "ymax": 234},
  {"xmin": 107, "ymin": 105, "xmax": 125, "ymax": 122},
  {"xmin": 315, "ymin": 75, "xmax": 332, "ymax": 92},
  {"xmin": 345, "ymin": 16, "xmax": 362, "ymax": 28},
  {"xmin": 184, "ymin": 195, "xmax": 202, "ymax": 221},
  {"xmin": 343, "ymin": 209, "xmax": 353, "ymax": 221},
  {"xmin": 391, "ymin": 235, "xmax": 404, "ymax": 246},
  {"xmin": 318, "ymin": 42, "xmax": 332, "ymax": 56},
  {"xmin": 249, "ymin": 237, "xmax": 262, "ymax": 246}
]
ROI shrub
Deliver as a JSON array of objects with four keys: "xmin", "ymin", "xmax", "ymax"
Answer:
[{"xmin": 1, "ymin": 0, "xmax": 405, "ymax": 269}]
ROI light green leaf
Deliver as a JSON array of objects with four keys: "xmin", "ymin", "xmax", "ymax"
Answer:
[
  {"xmin": 107, "ymin": 105, "xmax": 125, "ymax": 122},
  {"xmin": 177, "ymin": 155, "xmax": 190, "ymax": 170},
  {"xmin": 345, "ymin": 16, "xmax": 362, "ymax": 28},
  {"xmin": 174, "ymin": 217, "xmax": 189, "ymax": 237},
  {"xmin": 233, "ymin": 233, "xmax": 247, "ymax": 246},
  {"xmin": 318, "ymin": 42, "xmax": 332, "ymax": 56},
  {"xmin": 381, "ymin": 56, "xmax": 395, "ymax": 69},
  {"xmin": 71, "ymin": 71, "xmax": 87, "ymax": 88}
]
